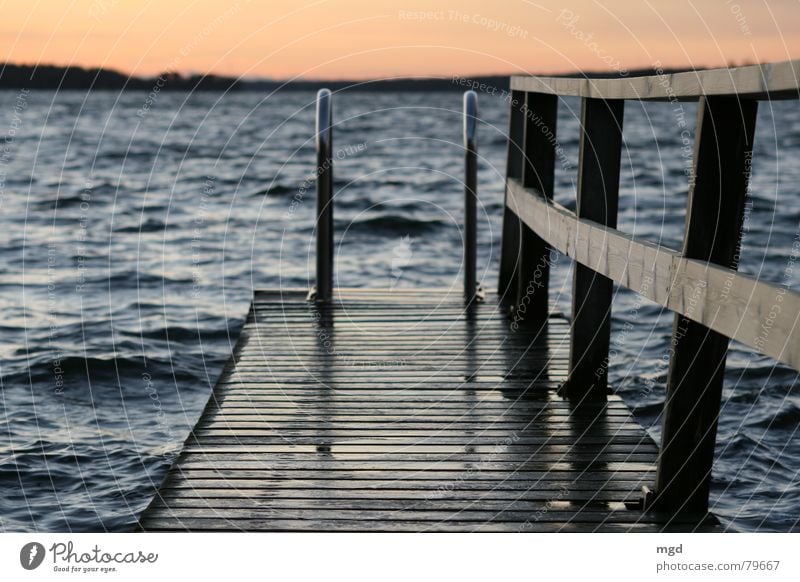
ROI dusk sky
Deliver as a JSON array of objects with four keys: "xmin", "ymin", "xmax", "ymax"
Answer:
[{"xmin": 2, "ymin": 0, "xmax": 799, "ymax": 79}]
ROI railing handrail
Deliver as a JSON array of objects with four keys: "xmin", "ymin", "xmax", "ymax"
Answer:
[
  {"xmin": 499, "ymin": 60, "xmax": 799, "ymax": 514},
  {"xmin": 463, "ymin": 90, "xmax": 480, "ymax": 304},
  {"xmin": 314, "ymin": 88, "xmax": 333, "ymax": 302},
  {"xmin": 506, "ymin": 178, "xmax": 800, "ymax": 371},
  {"xmin": 511, "ymin": 59, "xmax": 800, "ymax": 101}
]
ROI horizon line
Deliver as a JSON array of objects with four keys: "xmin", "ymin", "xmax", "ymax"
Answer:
[{"xmin": 0, "ymin": 60, "xmax": 742, "ymax": 85}]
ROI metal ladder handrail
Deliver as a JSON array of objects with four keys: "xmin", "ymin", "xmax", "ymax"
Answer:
[
  {"xmin": 313, "ymin": 88, "xmax": 334, "ymax": 302},
  {"xmin": 463, "ymin": 90, "xmax": 483, "ymax": 304},
  {"xmin": 311, "ymin": 89, "xmax": 481, "ymax": 304}
]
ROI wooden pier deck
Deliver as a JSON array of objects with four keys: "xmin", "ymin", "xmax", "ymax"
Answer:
[
  {"xmin": 140, "ymin": 62, "xmax": 800, "ymax": 531},
  {"xmin": 138, "ymin": 289, "xmax": 718, "ymax": 532}
]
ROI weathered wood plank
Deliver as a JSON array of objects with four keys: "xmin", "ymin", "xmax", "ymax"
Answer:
[
  {"xmin": 655, "ymin": 96, "xmax": 759, "ymax": 513},
  {"xmin": 172, "ymin": 460, "xmax": 656, "ymax": 471},
  {"xmin": 146, "ymin": 498, "xmax": 638, "ymax": 513},
  {"xmin": 562, "ymin": 98, "xmax": 623, "ymax": 400},
  {"xmin": 179, "ymin": 443, "xmax": 657, "ymax": 453},
  {"xmin": 156, "ymin": 489, "xmax": 643, "ymax": 502},
  {"xmin": 165, "ymin": 471, "xmax": 655, "ymax": 485},
  {"xmin": 511, "ymin": 59, "xmax": 800, "ymax": 101},
  {"xmin": 498, "ymin": 90, "xmax": 527, "ymax": 302},
  {"xmin": 159, "ymin": 478, "xmax": 653, "ymax": 491},
  {"xmin": 183, "ymin": 435, "xmax": 654, "ymax": 446},
  {"xmin": 506, "ymin": 179, "xmax": 800, "ymax": 371},
  {"xmin": 514, "ymin": 93, "xmax": 558, "ymax": 328},
  {"xmin": 138, "ymin": 518, "xmax": 719, "ymax": 533},
  {"xmin": 189, "ymin": 429, "xmax": 652, "ymax": 438}
]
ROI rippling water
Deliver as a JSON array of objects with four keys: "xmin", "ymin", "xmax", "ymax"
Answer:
[{"xmin": 0, "ymin": 89, "xmax": 798, "ymax": 532}]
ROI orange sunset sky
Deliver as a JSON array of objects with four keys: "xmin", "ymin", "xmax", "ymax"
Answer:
[{"xmin": 2, "ymin": 0, "xmax": 799, "ymax": 79}]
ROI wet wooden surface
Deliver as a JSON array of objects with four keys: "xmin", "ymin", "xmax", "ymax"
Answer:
[{"xmin": 138, "ymin": 288, "xmax": 719, "ymax": 532}]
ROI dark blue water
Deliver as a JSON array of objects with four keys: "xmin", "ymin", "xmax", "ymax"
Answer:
[{"xmin": 0, "ymin": 89, "xmax": 798, "ymax": 532}]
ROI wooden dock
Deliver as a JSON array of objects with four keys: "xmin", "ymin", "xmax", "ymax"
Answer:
[
  {"xmin": 139, "ymin": 60, "xmax": 800, "ymax": 532},
  {"xmin": 139, "ymin": 289, "xmax": 717, "ymax": 532}
]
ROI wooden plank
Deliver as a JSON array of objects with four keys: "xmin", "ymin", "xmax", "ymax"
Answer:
[
  {"xmin": 514, "ymin": 93, "xmax": 558, "ymax": 328},
  {"xmin": 179, "ymin": 443, "xmax": 657, "ymax": 453},
  {"xmin": 654, "ymin": 96, "xmax": 759, "ymax": 513},
  {"xmin": 160, "ymin": 478, "xmax": 653, "ymax": 491},
  {"xmin": 156, "ymin": 490, "xmax": 643, "ymax": 502},
  {"xmin": 561, "ymin": 98, "xmax": 623, "ymax": 400},
  {"xmin": 212, "ymin": 383, "xmax": 561, "ymax": 389},
  {"xmin": 506, "ymin": 179, "xmax": 800, "ymax": 371},
  {"xmin": 146, "ymin": 498, "xmax": 639, "ymax": 513},
  {"xmin": 141, "ymin": 507, "xmax": 657, "ymax": 523},
  {"xmin": 201, "ymin": 407, "xmax": 636, "ymax": 417},
  {"xmin": 170, "ymin": 466, "xmax": 654, "ymax": 478},
  {"xmin": 138, "ymin": 518, "xmax": 719, "ymax": 533},
  {"xmin": 201, "ymin": 410, "xmax": 636, "ymax": 419},
  {"xmin": 181, "ymin": 439, "xmax": 657, "ymax": 449},
  {"xmin": 193, "ymin": 426, "xmax": 656, "ymax": 443},
  {"xmin": 214, "ymin": 377, "xmax": 564, "ymax": 385},
  {"xmin": 173, "ymin": 459, "xmax": 655, "ymax": 470},
  {"xmin": 203, "ymin": 391, "xmax": 589, "ymax": 401},
  {"xmin": 510, "ymin": 59, "xmax": 800, "ymax": 101},
  {"xmin": 498, "ymin": 90, "xmax": 527, "ymax": 303}
]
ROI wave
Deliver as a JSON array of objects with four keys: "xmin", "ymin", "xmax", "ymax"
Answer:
[
  {"xmin": 114, "ymin": 218, "xmax": 167, "ymax": 233},
  {"xmin": 4, "ymin": 355, "xmax": 205, "ymax": 391},
  {"xmin": 342, "ymin": 213, "xmax": 447, "ymax": 234}
]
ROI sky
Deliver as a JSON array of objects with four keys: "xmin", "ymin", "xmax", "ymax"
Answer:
[{"xmin": 1, "ymin": 0, "xmax": 799, "ymax": 79}]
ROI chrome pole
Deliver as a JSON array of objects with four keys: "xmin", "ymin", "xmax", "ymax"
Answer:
[
  {"xmin": 463, "ymin": 90, "xmax": 479, "ymax": 304},
  {"xmin": 315, "ymin": 88, "xmax": 333, "ymax": 302}
]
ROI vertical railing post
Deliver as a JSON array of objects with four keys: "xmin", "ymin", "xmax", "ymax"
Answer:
[
  {"xmin": 559, "ymin": 98, "xmax": 624, "ymax": 401},
  {"xmin": 498, "ymin": 90, "xmax": 527, "ymax": 306},
  {"xmin": 463, "ymin": 90, "xmax": 479, "ymax": 304},
  {"xmin": 513, "ymin": 92, "xmax": 558, "ymax": 328},
  {"xmin": 315, "ymin": 88, "xmax": 334, "ymax": 302},
  {"xmin": 654, "ymin": 96, "xmax": 758, "ymax": 513}
]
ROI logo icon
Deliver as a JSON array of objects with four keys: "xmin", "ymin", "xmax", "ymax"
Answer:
[{"xmin": 20, "ymin": 542, "xmax": 46, "ymax": 570}]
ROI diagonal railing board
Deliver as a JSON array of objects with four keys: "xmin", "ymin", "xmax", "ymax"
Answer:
[
  {"xmin": 511, "ymin": 59, "xmax": 800, "ymax": 101},
  {"xmin": 506, "ymin": 178, "xmax": 800, "ymax": 371}
]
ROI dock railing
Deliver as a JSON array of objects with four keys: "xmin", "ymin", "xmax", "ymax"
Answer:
[{"xmin": 498, "ymin": 60, "xmax": 800, "ymax": 514}]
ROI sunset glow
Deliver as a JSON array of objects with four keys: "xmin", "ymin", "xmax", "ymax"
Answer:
[{"xmin": 2, "ymin": 0, "xmax": 798, "ymax": 79}]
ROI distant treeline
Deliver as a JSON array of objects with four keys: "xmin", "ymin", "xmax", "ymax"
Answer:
[
  {"xmin": 0, "ymin": 64, "xmax": 241, "ymax": 91},
  {"xmin": 0, "ymin": 63, "xmax": 695, "ymax": 92}
]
